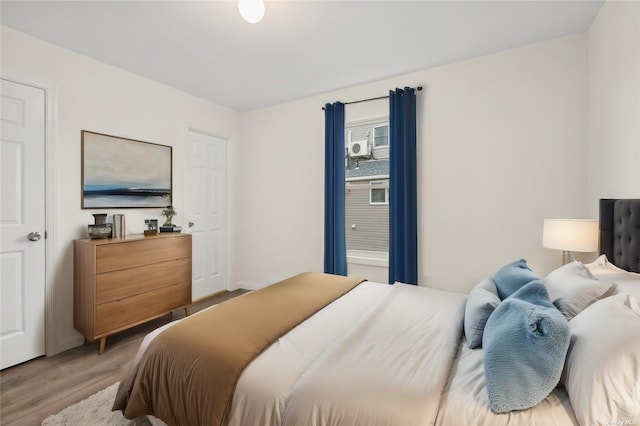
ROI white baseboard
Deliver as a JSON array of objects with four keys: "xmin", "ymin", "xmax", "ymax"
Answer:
[
  {"xmin": 53, "ymin": 332, "xmax": 84, "ymax": 356},
  {"xmin": 235, "ymin": 281, "xmax": 267, "ymax": 291}
]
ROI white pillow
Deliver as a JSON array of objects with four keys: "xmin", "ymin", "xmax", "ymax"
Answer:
[
  {"xmin": 586, "ymin": 255, "xmax": 640, "ymax": 299},
  {"xmin": 562, "ymin": 294, "xmax": 640, "ymax": 426},
  {"xmin": 544, "ymin": 261, "xmax": 615, "ymax": 320},
  {"xmin": 464, "ymin": 277, "xmax": 500, "ymax": 349},
  {"xmin": 585, "ymin": 254, "xmax": 627, "ymax": 275}
]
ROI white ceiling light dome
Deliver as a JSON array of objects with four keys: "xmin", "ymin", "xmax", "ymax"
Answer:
[{"xmin": 238, "ymin": 0, "xmax": 265, "ymax": 24}]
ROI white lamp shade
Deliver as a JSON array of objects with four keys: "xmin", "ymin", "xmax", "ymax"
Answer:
[{"xmin": 542, "ymin": 219, "xmax": 599, "ymax": 252}]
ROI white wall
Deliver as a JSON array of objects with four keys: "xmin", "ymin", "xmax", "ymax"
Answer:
[
  {"xmin": 1, "ymin": 27, "xmax": 240, "ymax": 354},
  {"xmin": 236, "ymin": 34, "xmax": 589, "ymax": 293},
  {"xmin": 1, "ymin": 22, "xmax": 603, "ymax": 352},
  {"xmin": 587, "ymin": 1, "xmax": 640, "ymax": 217}
]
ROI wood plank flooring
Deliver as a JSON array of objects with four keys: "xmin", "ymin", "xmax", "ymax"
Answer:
[{"xmin": 0, "ymin": 290, "xmax": 248, "ymax": 426}]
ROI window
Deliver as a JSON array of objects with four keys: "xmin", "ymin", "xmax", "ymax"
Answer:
[
  {"xmin": 370, "ymin": 188, "xmax": 387, "ymax": 204},
  {"xmin": 344, "ymin": 118, "xmax": 390, "ymax": 263},
  {"xmin": 370, "ymin": 182, "xmax": 389, "ymax": 205},
  {"xmin": 373, "ymin": 124, "xmax": 389, "ymax": 148}
]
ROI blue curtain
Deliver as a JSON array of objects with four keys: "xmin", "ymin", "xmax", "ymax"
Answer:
[
  {"xmin": 324, "ymin": 102, "xmax": 347, "ymax": 276},
  {"xmin": 389, "ymin": 87, "xmax": 418, "ymax": 285}
]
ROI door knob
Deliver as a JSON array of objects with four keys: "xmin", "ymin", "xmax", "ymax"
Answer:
[
  {"xmin": 188, "ymin": 222, "xmax": 194, "ymax": 228},
  {"xmin": 28, "ymin": 231, "xmax": 42, "ymax": 241}
]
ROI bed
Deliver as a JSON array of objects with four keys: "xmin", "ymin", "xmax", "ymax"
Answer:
[{"xmin": 113, "ymin": 199, "xmax": 640, "ymax": 426}]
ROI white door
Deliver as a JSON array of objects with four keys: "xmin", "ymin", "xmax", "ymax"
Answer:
[
  {"xmin": 1, "ymin": 79, "xmax": 46, "ymax": 369},
  {"xmin": 186, "ymin": 130, "xmax": 227, "ymax": 300}
]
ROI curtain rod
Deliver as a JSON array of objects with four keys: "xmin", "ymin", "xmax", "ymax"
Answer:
[{"xmin": 322, "ymin": 86, "xmax": 422, "ymax": 110}]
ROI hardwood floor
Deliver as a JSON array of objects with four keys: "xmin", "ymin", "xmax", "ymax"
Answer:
[{"xmin": 0, "ymin": 290, "xmax": 248, "ymax": 426}]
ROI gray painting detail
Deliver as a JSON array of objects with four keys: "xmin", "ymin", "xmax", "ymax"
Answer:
[{"xmin": 82, "ymin": 132, "xmax": 171, "ymax": 208}]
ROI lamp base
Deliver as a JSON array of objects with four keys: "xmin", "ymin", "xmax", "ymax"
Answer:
[{"xmin": 562, "ymin": 251, "xmax": 575, "ymax": 265}]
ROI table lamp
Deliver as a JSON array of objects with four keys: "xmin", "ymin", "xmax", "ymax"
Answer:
[{"xmin": 542, "ymin": 219, "xmax": 599, "ymax": 264}]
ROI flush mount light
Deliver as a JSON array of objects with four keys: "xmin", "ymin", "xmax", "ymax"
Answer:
[{"xmin": 238, "ymin": 0, "xmax": 265, "ymax": 24}]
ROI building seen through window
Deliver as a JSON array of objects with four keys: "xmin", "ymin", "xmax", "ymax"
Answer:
[{"xmin": 345, "ymin": 117, "xmax": 389, "ymax": 257}]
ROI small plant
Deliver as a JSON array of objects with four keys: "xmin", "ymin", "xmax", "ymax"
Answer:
[{"xmin": 161, "ymin": 205, "xmax": 177, "ymax": 227}]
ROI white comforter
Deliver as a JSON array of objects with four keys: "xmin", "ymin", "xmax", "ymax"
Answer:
[{"xmin": 227, "ymin": 282, "xmax": 466, "ymax": 426}]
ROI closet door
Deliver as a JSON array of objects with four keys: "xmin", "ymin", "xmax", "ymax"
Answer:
[{"xmin": 186, "ymin": 130, "xmax": 228, "ymax": 300}]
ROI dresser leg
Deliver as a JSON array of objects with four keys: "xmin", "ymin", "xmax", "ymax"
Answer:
[
  {"xmin": 99, "ymin": 337, "xmax": 106, "ymax": 355},
  {"xmin": 185, "ymin": 306, "xmax": 191, "ymax": 316}
]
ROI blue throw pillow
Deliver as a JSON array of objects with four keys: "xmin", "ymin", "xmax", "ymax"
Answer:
[
  {"xmin": 493, "ymin": 258, "xmax": 539, "ymax": 299},
  {"xmin": 464, "ymin": 277, "xmax": 501, "ymax": 349},
  {"xmin": 483, "ymin": 280, "xmax": 570, "ymax": 413}
]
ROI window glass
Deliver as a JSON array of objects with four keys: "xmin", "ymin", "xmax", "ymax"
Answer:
[
  {"xmin": 373, "ymin": 125, "xmax": 389, "ymax": 148},
  {"xmin": 370, "ymin": 188, "xmax": 387, "ymax": 204}
]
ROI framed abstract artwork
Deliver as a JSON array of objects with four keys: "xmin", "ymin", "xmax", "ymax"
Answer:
[{"xmin": 81, "ymin": 131, "xmax": 172, "ymax": 209}]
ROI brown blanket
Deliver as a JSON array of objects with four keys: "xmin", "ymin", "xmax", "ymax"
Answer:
[{"xmin": 113, "ymin": 272, "xmax": 364, "ymax": 426}]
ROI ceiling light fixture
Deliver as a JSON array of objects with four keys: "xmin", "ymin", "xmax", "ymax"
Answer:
[{"xmin": 238, "ymin": 0, "xmax": 265, "ymax": 24}]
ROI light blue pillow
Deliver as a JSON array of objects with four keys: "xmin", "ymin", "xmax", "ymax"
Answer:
[
  {"xmin": 464, "ymin": 277, "xmax": 501, "ymax": 349},
  {"xmin": 483, "ymin": 280, "xmax": 570, "ymax": 413},
  {"xmin": 494, "ymin": 258, "xmax": 539, "ymax": 300}
]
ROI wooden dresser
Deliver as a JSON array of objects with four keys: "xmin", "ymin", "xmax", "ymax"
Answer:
[{"xmin": 74, "ymin": 233, "xmax": 192, "ymax": 354}]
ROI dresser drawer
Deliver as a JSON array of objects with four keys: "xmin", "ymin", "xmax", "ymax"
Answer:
[
  {"xmin": 96, "ymin": 235, "xmax": 191, "ymax": 273},
  {"xmin": 96, "ymin": 258, "xmax": 191, "ymax": 305},
  {"xmin": 95, "ymin": 281, "xmax": 191, "ymax": 336}
]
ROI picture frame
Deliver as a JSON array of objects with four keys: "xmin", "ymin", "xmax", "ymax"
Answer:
[{"xmin": 81, "ymin": 131, "xmax": 172, "ymax": 209}]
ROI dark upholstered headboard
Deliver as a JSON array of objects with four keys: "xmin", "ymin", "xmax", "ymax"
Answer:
[{"xmin": 600, "ymin": 199, "xmax": 640, "ymax": 273}]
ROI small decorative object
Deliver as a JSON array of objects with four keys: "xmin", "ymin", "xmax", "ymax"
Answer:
[
  {"xmin": 93, "ymin": 213, "xmax": 107, "ymax": 224},
  {"xmin": 161, "ymin": 225, "xmax": 182, "ymax": 233},
  {"xmin": 113, "ymin": 214, "xmax": 126, "ymax": 238},
  {"xmin": 161, "ymin": 205, "xmax": 177, "ymax": 227},
  {"xmin": 144, "ymin": 219, "xmax": 158, "ymax": 236},
  {"xmin": 160, "ymin": 205, "xmax": 180, "ymax": 232},
  {"xmin": 88, "ymin": 213, "xmax": 112, "ymax": 239}
]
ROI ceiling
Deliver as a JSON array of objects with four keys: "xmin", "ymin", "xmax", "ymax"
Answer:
[{"xmin": 1, "ymin": 1, "xmax": 603, "ymax": 112}]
